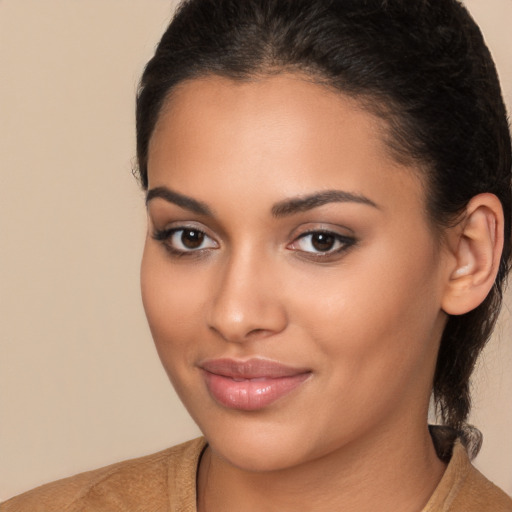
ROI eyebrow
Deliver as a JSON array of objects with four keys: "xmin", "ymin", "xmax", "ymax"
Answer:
[
  {"xmin": 146, "ymin": 186, "xmax": 378, "ymax": 218},
  {"xmin": 271, "ymin": 190, "xmax": 379, "ymax": 217},
  {"xmin": 146, "ymin": 186, "xmax": 213, "ymax": 216}
]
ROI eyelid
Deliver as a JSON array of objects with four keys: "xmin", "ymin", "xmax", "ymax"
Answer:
[
  {"xmin": 287, "ymin": 226, "xmax": 357, "ymax": 258},
  {"xmin": 150, "ymin": 218, "xmax": 214, "ymax": 237},
  {"xmin": 151, "ymin": 222, "xmax": 219, "ymax": 257}
]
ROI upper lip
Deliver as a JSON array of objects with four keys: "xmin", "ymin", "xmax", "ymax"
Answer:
[{"xmin": 199, "ymin": 358, "xmax": 311, "ymax": 379}]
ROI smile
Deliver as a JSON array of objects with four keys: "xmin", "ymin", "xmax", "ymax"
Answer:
[{"xmin": 200, "ymin": 358, "xmax": 312, "ymax": 411}]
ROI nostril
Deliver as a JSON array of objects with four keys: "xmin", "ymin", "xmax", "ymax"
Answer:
[
  {"xmin": 208, "ymin": 324, "xmax": 270, "ymax": 343},
  {"xmin": 246, "ymin": 328, "xmax": 269, "ymax": 339}
]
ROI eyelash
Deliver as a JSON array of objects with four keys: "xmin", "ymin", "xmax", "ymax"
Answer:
[
  {"xmin": 152, "ymin": 227, "xmax": 356, "ymax": 260},
  {"xmin": 289, "ymin": 231, "xmax": 356, "ymax": 259},
  {"xmin": 152, "ymin": 227, "xmax": 218, "ymax": 258}
]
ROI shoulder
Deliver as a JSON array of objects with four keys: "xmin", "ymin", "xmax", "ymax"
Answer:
[
  {"xmin": 449, "ymin": 462, "xmax": 512, "ymax": 512},
  {"xmin": 424, "ymin": 439, "xmax": 512, "ymax": 512},
  {"xmin": 1, "ymin": 437, "xmax": 206, "ymax": 512}
]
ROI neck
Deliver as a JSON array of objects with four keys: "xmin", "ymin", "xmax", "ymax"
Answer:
[{"xmin": 197, "ymin": 419, "xmax": 446, "ymax": 512}]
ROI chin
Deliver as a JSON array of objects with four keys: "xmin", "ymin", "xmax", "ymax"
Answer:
[
  {"xmin": 208, "ymin": 434, "xmax": 308, "ymax": 473},
  {"xmin": 193, "ymin": 410, "xmax": 328, "ymax": 473}
]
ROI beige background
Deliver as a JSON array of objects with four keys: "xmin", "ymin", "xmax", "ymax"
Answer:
[{"xmin": 0, "ymin": 0, "xmax": 511, "ymax": 501}]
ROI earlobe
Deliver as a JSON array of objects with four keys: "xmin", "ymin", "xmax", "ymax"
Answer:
[{"xmin": 441, "ymin": 193, "xmax": 504, "ymax": 316}]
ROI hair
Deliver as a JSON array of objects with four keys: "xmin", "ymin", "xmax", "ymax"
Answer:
[{"xmin": 136, "ymin": 0, "xmax": 512, "ymax": 453}]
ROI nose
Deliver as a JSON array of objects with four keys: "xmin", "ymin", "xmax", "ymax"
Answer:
[{"xmin": 206, "ymin": 249, "xmax": 288, "ymax": 343}]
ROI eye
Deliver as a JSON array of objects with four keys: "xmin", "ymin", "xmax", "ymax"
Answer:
[
  {"xmin": 152, "ymin": 227, "xmax": 218, "ymax": 255},
  {"xmin": 289, "ymin": 230, "xmax": 355, "ymax": 255}
]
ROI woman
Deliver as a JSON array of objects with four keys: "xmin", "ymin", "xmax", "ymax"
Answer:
[{"xmin": 3, "ymin": 0, "xmax": 512, "ymax": 510}]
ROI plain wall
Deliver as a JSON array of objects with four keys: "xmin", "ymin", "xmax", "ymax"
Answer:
[{"xmin": 0, "ymin": 0, "xmax": 511, "ymax": 500}]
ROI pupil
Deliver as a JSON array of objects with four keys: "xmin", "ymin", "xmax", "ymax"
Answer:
[
  {"xmin": 312, "ymin": 233, "xmax": 335, "ymax": 251},
  {"xmin": 181, "ymin": 230, "xmax": 204, "ymax": 249}
]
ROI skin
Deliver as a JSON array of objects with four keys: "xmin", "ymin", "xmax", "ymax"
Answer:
[{"xmin": 141, "ymin": 74, "xmax": 453, "ymax": 511}]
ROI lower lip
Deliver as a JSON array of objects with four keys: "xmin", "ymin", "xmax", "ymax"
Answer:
[{"xmin": 202, "ymin": 371, "xmax": 311, "ymax": 411}]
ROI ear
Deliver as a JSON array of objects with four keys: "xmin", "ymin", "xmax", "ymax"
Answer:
[{"xmin": 441, "ymin": 193, "xmax": 504, "ymax": 316}]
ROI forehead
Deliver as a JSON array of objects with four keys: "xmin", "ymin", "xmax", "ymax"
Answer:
[
  {"xmin": 147, "ymin": 74, "xmax": 427, "ymax": 219},
  {"xmin": 151, "ymin": 74, "xmax": 387, "ymax": 159}
]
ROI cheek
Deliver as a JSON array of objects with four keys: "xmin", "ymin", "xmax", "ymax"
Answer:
[
  {"xmin": 140, "ymin": 243, "xmax": 203, "ymax": 366},
  {"xmin": 289, "ymin": 233, "xmax": 444, "ymax": 381}
]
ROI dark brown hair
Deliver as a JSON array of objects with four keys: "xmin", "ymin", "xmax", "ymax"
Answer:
[{"xmin": 135, "ymin": 0, "xmax": 512, "ymax": 446}]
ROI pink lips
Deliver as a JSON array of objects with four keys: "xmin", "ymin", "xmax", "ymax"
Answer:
[{"xmin": 200, "ymin": 358, "xmax": 311, "ymax": 411}]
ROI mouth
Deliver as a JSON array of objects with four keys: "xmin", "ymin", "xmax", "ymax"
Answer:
[{"xmin": 199, "ymin": 358, "xmax": 312, "ymax": 411}]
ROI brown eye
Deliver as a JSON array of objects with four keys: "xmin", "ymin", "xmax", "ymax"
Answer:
[
  {"xmin": 181, "ymin": 229, "xmax": 205, "ymax": 249},
  {"xmin": 310, "ymin": 232, "xmax": 336, "ymax": 252},
  {"xmin": 289, "ymin": 230, "xmax": 356, "ymax": 256},
  {"xmin": 152, "ymin": 227, "xmax": 218, "ymax": 254}
]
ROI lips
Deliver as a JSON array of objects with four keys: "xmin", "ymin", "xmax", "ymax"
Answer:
[{"xmin": 200, "ymin": 358, "xmax": 311, "ymax": 411}]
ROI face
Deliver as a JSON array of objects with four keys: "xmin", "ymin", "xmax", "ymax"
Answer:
[{"xmin": 141, "ymin": 74, "xmax": 450, "ymax": 472}]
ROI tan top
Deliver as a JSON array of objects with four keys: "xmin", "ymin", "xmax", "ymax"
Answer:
[{"xmin": 2, "ymin": 437, "xmax": 511, "ymax": 512}]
